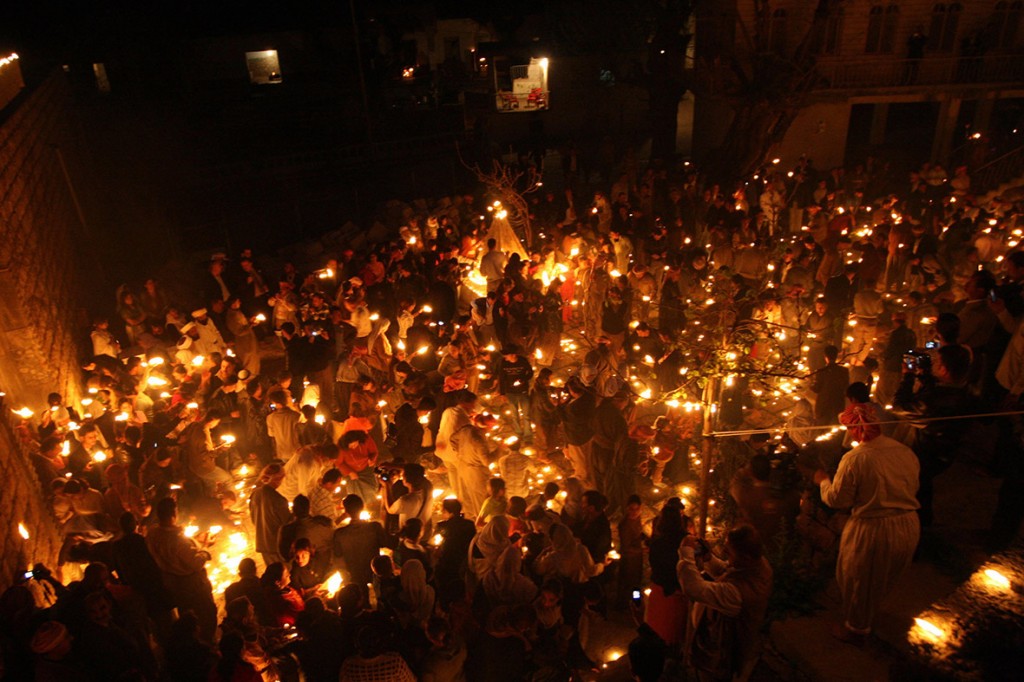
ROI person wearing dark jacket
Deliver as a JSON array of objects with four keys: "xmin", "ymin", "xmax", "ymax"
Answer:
[
  {"xmin": 892, "ymin": 344, "xmax": 972, "ymax": 527},
  {"xmin": 433, "ymin": 498, "xmax": 478, "ymax": 608},
  {"xmin": 877, "ymin": 311, "xmax": 918, "ymax": 406},
  {"xmin": 573, "ymin": 490, "xmax": 612, "ymax": 563},
  {"xmin": 497, "ymin": 344, "xmax": 534, "ymax": 440},
  {"xmin": 811, "ymin": 345, "xmax": 850, "ymax": 426},
  {"xmin": 559, "ymin": 377, "xmax": 596, "ymax": 488},
  {"xmin": 108, "ymin": 513, "xmax": 173, "ymax": 625}
]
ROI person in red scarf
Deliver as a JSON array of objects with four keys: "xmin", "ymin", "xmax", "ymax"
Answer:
[
  {"xmin": 259, "ymin": 562, "xmax": 304, "ymax": 627},
  {"xmin": 810, "ymin": 391, "xmax": 920, "ymax": 645},
  {"xmin": 336, "ymin": 430, "xmax": 379, "ymax": 513}
]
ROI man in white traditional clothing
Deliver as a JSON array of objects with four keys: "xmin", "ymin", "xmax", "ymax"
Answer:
[
  {"xmin": 435, "ymin": 389, "xmax": 477, "ymax": 501},
  {"xmin": 190, "ymin": 308, "xmax": 227, "ymax": 357},
  {"xmin": 810, "ymin": 397, "xmax": 920, "ymax": 645}
]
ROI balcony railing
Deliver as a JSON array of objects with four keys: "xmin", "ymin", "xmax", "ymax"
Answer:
[
  {"xmin": 814, "ymin": 55, "xmax": 1024, "ymax": 91},
  {"xmin": 495, "ymin": 89, "xmax": 549, "ymax": 112},
  {"xmin": 973, "ymin": 144, "xmax": 1024, "ymax": 196}
]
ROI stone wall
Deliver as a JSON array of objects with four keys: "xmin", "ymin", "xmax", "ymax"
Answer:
[
  {"xmin": 0, "ymin": 416, "xmax": 62, "ymax": 586},
  {"xmin": 0, "ymin": 72, "xmax": 89, "ymax": 590}
]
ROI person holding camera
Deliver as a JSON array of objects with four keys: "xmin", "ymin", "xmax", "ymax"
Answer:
[
  {"xmin": 676, "ymin": 524, "xmax": 773, "ymax": 681},
  {"xmin": 892, "ymin": 344, "xmax": 972, "ymax": 527}
]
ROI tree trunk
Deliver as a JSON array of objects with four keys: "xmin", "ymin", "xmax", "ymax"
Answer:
[
  {"xmin": 702, "ymin": 99, "xmax": 799, "ymax": 185},
  {"xmin": 650, "ymin": 85, "xmax": 683, "ymax": 161}
]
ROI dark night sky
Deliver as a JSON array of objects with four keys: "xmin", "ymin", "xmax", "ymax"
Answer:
[{"xmin": 0, "ymin": 0, "xmax": 544, "ymax": 56}]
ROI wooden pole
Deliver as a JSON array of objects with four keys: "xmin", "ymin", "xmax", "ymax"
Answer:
[{"xmin": 698, "ymin": 376, "xmax": 719, "ymax": 539}]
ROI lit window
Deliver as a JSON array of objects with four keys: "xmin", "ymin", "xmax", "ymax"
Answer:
[{"xmin": 245, "ymin": 50, "xmax": 282, "ymax": 85}]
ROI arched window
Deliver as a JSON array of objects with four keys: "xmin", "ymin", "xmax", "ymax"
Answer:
[
  {"xmin": 820, "ymin": 6, "xmax": 845, "ymax": 55},
  {"xmin": 991, "ymin": 1, "xmax": 1023, "ymax": 48},
  {"xmin": 768, "ymin": 9, "xmax": 788, "ymax": 54},
  {"xmin": 866, "ymin": 5, "xmax": 900, "ymax": 54},
  {"xmin": 928, "ymin": 3, "xmax": 962, "ymax": 52}
]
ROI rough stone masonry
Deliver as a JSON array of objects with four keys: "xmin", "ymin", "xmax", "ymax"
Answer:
[{"xmin": 0, "ymin": 71, "xmax": 92, "ymax": 590}]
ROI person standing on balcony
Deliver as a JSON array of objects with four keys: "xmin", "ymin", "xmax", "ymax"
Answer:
[{"xmin": 904, "ymin": 27, "xmax": 928, "ymax": 85}]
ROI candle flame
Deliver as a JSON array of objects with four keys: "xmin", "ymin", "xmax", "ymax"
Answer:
[
  {"xmin": 17, "ymin": 523, "xmax": 29, "ymax": 540},
  {"xmin": 913, "ymin": 617, "xmax": 945, "ymax": 643},
  {"xmin": 982, "ymin": 568, "xmax": 1011, "ymax": 590},
  {"xmin": 325, "ymin": 571, "xmax": 343, "ymax": 596}
]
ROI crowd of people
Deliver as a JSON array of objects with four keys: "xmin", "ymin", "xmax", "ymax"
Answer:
[{"xmin": 3, "ymin": 144, "xmax": 1024, "ymax": 681}]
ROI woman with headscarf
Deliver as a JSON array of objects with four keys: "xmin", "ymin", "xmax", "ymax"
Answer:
[
  {"xmin": 101, "ymin": 463, "xmax": 149, "ymax": 524},
  {"xmin": 399, "ymin": 559, "xmax": 435, "ymax": 625},
  {"xmin": 468, "ymin": 515, "xmax": 511, "ymax": 582},
  {"xmin": 534, "ymin": 523, "xmax": 601, "ymax": 584},
  {"xmin": 809, "ymin": 401, "xmax": 920, "ymax": 644},
  {"xmin": 482, "ymin": 545, "xmax": 538, "ymax": 609}
]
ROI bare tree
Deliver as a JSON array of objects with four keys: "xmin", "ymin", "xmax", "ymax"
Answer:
[
  {"xmin": 460, "ymin": 150, "xmax": 543, "ymax": 246},
  {"xmin": 697, "ymin": 0, "xmax": 842, "ymax": 182}
]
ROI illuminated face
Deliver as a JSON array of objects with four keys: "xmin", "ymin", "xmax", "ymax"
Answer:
[
  {"xmin": 81, "ymin": 431, "xmax": 99, "ymax": 449},
  {"xmin": 295, "ymin": 549, "xmax": 311, "ymax": 567}
]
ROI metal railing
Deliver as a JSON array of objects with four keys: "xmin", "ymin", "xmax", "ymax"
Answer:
[
  {"xmin": 814, "ymin": 55, "xmax": 1024, "ymax": 90},
  {"xmin": 972, "ymin": 144, "xmax": 1024, "ymax": 196},
  {"xmin": 495, "ymin": 90, "xmax": 549, "ymax": 112}
]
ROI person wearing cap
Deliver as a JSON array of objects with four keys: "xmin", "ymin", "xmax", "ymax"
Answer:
[
  {"xmin": 31, "ymin": 621, "xmax": 89, "ymax": 681},
  {"xmin": 203, "ymin": 253, "xmax": 232, "ymax": 303},
  {"xmin": 269, "ymin": 279, "xmax": 300, "ymax": 331}
]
